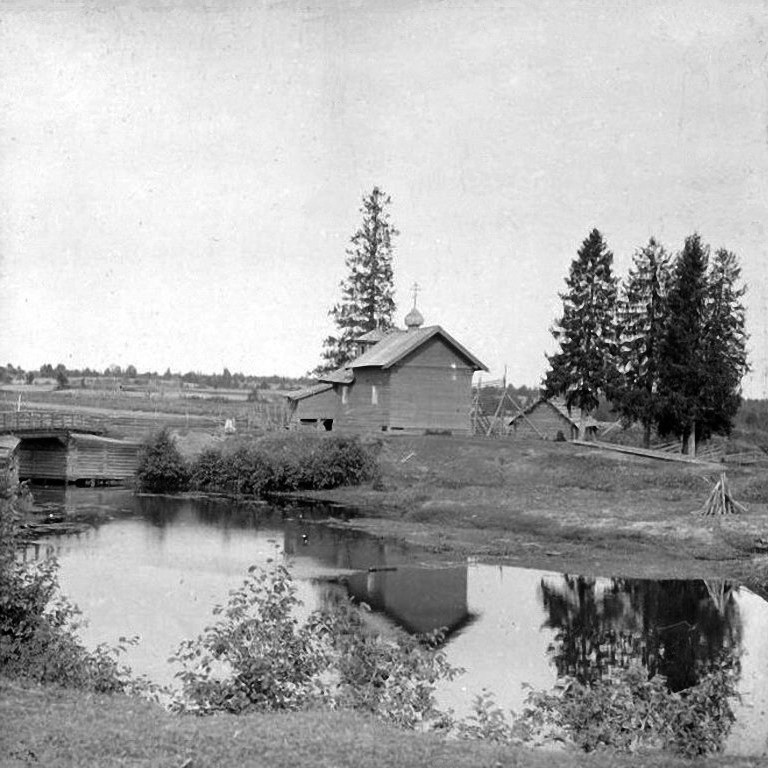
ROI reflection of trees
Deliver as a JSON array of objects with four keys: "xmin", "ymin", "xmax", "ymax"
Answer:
[{"xmin": 539, "ymin": 576, "xmax": 742, "ymax": 692}]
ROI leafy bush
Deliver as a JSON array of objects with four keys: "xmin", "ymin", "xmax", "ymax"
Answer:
[
  {"xmin": 0, "ymin": 486, "xmax": 145, "ymax": 693},
  {"xmin": 187, "ymin": 435, "xmax": 377, "ymax": 497},
  {"xmin": 136, "ymin": 428, "xmax": 190, "ymax": 492},
  {"xmin": 518, "ymin": 662, "xmax": 737, "ymax": 757},
  {"xmin": 328, "ymin": 599, "xmax": 459, "ymax": 729},
  {"xmin": 171, "ymin": 560, "xmax": 330, "ymax": 713},
  {"xmin": 170, "ymin": 558, "xmax": 458, "ymax": 728},
  {"xmin": 455, "ymin": 690, "xmax": 516, "ymax": 743}
]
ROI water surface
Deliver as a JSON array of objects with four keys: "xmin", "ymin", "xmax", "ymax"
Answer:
[{"xmin": 32, "ymin": 487, "xmax": 768, "ymax": 756}]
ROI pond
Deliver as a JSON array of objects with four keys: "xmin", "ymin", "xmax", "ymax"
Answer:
[{"xmin": 29, "ymin": 486, "xmax": 768, "ymax": 756}]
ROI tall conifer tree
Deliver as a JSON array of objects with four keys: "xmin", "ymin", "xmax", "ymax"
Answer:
[
  {"xmin": 545, "ymin": 229, "xmax": 619, "ymax": 429},
  {"xmin": 656, "ymin": 236, "xmax": 748, "ymax": 453},
  {"xmin": 615, "ymin": 238, "xmax": 671, "ymax": 446},
  {"xmin": 699, "ymin": 248, "xmax": 748, "ymax": 439},
  {"xmin": 316, "ymin": 188, "xmax": 398, "ymax": 374},
  {"xmin": 656, "ymin": 234, "xmax": 710, "ymax": 453}
]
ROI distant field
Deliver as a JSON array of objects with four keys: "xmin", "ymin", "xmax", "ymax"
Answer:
[{"xmin": 0, "ymin": 385, "xmax": 292, "ymax": 439}]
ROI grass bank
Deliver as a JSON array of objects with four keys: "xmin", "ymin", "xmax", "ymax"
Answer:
[
  {"xmin": 291, "ymin": 435, "xmax": 768, "ymax": 583},
  {"xmin": 2, "ymin": 678, "xmax": 763, "ymax": 768}
]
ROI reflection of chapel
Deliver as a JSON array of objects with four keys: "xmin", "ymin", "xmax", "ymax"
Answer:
[{"xmin": 287, "ymin": 298, "xmax": 487, "ymax": 435}]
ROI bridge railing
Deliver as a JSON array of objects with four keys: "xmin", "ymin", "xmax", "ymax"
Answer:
[{"xmin": 0, "ymin": 410, "xmax": 104, "ymax": 434}]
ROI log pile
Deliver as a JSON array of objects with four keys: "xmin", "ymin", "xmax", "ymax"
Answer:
[{"xmin": 700, "ymin": 473, "xmax": 747, "ymax": 516}]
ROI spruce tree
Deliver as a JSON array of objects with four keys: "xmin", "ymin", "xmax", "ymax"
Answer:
[
  {"xmin": 544, "ymin": 229, "xmax": 619, "ymax": 431},
  {"xmin": 615, "ymin": 238, "xmax": 671, "ymax": 447},
  {"xmin": 656, "ymin": 234, "xmax": 710, "ymax": 454},
  {"xmin": 316, "ymin": 187, "xmax": 398, "ymax": 374},
  {"xmin": 699, "ymin": 248, "xmax": 748, "ymax": 439}
]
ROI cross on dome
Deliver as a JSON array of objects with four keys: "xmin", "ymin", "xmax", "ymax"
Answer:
[{"xmin": 405, "ymin": 281, "xmax": 424, "ymax": 329}]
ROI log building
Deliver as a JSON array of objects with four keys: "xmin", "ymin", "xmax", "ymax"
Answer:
[
  {"xmin": 287, "ymin": 307, "xmax": 487, "ymax": 435},
  {"xmin": 507, "ymin": 396, "xmax": 598, "ymax": 440},
  {"xmin": 17, "ymin": 433, "xmax": 140, "ymax": 484}
]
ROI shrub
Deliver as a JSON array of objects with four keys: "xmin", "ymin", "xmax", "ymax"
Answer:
[
  {"xmin": 186, "ymin": 434, "xmax": 377, "ymax": 497},
  {"xmin": 170, "ymin": 560, "xmax": 330, "ymax": 713},
  {"xmin": 136, "ymin": 428, "xmax": 190, "ymax": 493},
  {"xmin": 518, "ymin": 661, "xmax": 737, "ymax": 757},
  {"xmin": 170, "ymin": 558, "xmax": 459, "ymax": 728},
  {"xmin": 0, "ymin": 486, "xmax": 145, "ymax": 693},
  {"xmin": 454, "ymin": 690, "xmax": 516, "ymax": 743}
]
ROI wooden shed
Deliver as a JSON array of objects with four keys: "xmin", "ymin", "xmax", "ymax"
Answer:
[
  {"xmin": 288, "ymin": 309, "xmax": 487, "ymax": 435},
  {"xmin": 508, "ymin": 397, "xmax": 598, "ymax": 441},
  {"xmin": 18, "ymin": 433, "xmax": 140, "ymax": 484}
]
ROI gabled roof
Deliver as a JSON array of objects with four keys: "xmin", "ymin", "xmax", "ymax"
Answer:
[
  {"xmin": 285, "ymin": 383, "xmax": 334, "ymax": 401},
  {"xmin": 509, "ymin": 396, "xmax": 598, "ymax": 428},
  {"xmin": 349, "ymin": 325, "xmax": 488, "ymax": 371}
]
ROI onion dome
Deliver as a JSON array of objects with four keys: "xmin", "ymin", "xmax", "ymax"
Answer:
[{"xmin": 404, "ymin": 306, "xmax": 424, "ymax": 329}]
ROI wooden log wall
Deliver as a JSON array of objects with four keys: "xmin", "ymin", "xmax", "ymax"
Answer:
[
  {"xmin": 510, "ymin": 402, "xmax": 577, "ymax": 440},
  {"xmin": 68, "ymin": 435, "xmax": 139, "ymax": 482},
  {"xmin": 336, "ymin": 368, "xmax": 391, "ymax": 434},
  {"xmin": 292, "ymin": 388, "xmax": 341, "ymax": 426},
  {"xmin": 18, "ymin": 438, "xmax": 68, "ymax": 481},
  {"xmin": 387, "ymin": 338, "xmax": 474, "ymax": 435},
  {"xmin": 18, "ymin": 435, "xmax": 139, "ymax": 483}
]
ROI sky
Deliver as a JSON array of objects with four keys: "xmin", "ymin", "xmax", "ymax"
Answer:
[{"xmin": 1, "ymin": 0, "xmax": 767, "ymax": 395}]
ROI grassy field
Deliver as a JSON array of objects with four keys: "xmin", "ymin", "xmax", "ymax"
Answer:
[
  {"xmin": 298, "ymin": 434, "xmax": 768, "ymax": 585},
  {"xmin": 2, "ymin": 678, "xmax": 763, "ymax": 768}
]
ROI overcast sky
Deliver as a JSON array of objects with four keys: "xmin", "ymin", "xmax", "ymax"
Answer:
[{"xmin": 1, "ymin": 0, "xmax": 766, "ymax": 395}]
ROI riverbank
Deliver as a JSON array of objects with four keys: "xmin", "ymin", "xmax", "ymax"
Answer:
[
  {"xmin": 2, "ymin": 677, "xmax": 762, "ymax": 768},
  {"xmin": 19, "ymin": 432, "xmax": 768, "ymax": 584},
  {"xmin": 284, "ymin": 435, "xmax": 768, "ymax": 586}
]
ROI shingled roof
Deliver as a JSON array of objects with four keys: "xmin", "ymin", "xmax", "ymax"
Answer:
[
  {"xmin": 348, "ymin": 326, "xmax": 487, "ymax": 371},
  {"xmin": 315, "ymin": 325, "xmax": 487, "ymax": 387},
  {"xmin": 509, "ymin": 396, "xmax": 598, "ymax": 428},
  {"xmin": 285, "ymin": 382, "xmax": 334, "ymax": 401}
]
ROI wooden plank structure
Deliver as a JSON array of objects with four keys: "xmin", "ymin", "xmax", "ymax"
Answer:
[
  {"xmin": 508, "ymin": 397, "xmax": 598, "ymax": 441},
  {"xmin": 0, "ymin": 409, "xmax": 104, "ymax": 436},
  {"xmin": 0, "ymin": 435, "xmax": 20, "ymax": 489},
  {"xmin": 17, "ymin": 432, "xmax": 140, "ymax": 485},
  {"xmin": 700, "ymin": 473, "xmax": 747, "ymax": 516},
  {"xmin": 287, "ymin": 305, "xmax": 487, "ymax": 435}
]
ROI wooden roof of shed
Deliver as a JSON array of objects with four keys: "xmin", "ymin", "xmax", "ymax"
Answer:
[
  {"xmin": 508, "ymin": 397, "xmax": 598, "ymax": 428},
  {"xmin": 285, "ymin": 383, "xmax": 334, "ymax": 401},
  {"xmin": 68, "ymin": 433, "xmax": 141, "ymax": 447}
]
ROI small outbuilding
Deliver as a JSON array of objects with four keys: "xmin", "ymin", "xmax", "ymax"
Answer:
[
  {"xmin": 508, "ymin": 396, "xmax": 598, "ymax": 441},
  {"xmin": 17, "ymin": 433, "xmax": 140, "ymax": 484},
  {"xmin": 288, "ymin": 307, "xmax": 488, "ymax": 435}
]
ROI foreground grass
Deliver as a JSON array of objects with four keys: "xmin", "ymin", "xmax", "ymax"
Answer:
[{"xmin": 1, "ymin": 678, "xmax": 763, "ymax": 768}]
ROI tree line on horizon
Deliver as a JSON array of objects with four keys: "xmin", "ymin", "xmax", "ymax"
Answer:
[
  {"xmin": 545, "ymin": 229, "xmax": 748, "ymax": 453},
  {"xmin": 0, "ymin": 363, "xmax": 312, "ymax": 392}
]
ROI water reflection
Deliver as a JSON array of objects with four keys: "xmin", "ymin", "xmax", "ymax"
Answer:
[
  {"xmin": 25, "ymin": 491, "xmax": 768, "ymax": 756},
  {"xmin": 539, "ymin": 576, "xmax": 742, "ymax": 691}
]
